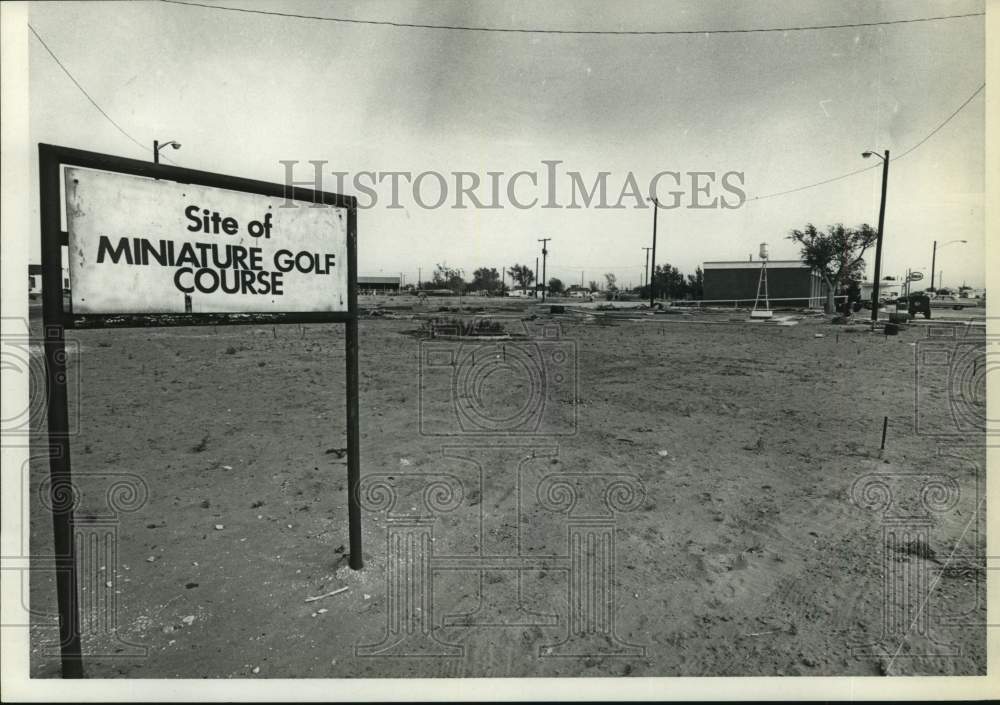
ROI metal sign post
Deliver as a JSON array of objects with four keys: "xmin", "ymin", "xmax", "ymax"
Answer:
[
  {"xmin": 37, "ymin": 143, "xmax": 362, "ymax": 677},
  {"xmin": 38, "ymin": 144, "xmax": 83, "ymax": 679}
]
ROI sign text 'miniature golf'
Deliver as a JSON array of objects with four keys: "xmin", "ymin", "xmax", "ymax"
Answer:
[{"xmin": 66, "ymin": 168, "xmax": 348, "ymax": 314}]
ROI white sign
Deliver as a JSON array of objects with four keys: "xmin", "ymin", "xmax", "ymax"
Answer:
[
  {"xmin": 908, "ymin": 271, "xmax": 925, "ymax": 281},
  {"xmin": 65, "ymin": 168, "xmax": 349, "ymax": 314}
]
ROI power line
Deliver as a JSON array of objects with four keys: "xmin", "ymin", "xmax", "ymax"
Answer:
[
  {"xmin": 28, "ymin": 24, "xmax": 175, "ymax": 164},
  {"xmin": 749, "ymin": 82, "xmax": 984, "ymax": 202},
  {"xmin": 893, "ymin": 83, "xmax": 985, "ymax": 160},
  {"xmin": 160, "ymin": 1, "xmax": 982, "ymax": 36}
]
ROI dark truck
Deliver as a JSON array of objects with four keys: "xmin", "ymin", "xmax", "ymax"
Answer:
[{"xmin": 893, "ymin": 293, "xmax": 932, "ymax": 319}]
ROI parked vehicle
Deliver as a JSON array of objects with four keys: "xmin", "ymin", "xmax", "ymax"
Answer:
[
  {"xmin": 897, "ymin": 293, "xmax": 932, "ymax": 319},
  {"xmin": 929, "ymin": 294, "xmax": 979, "ymax": 310}
]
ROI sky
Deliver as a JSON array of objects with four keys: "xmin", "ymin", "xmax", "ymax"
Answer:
[{"xmin": 26, "ymin": 0, "xmax": 986, "ymax": 289}]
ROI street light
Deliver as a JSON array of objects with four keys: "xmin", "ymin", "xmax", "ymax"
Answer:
[
  {"xmin": 930, "ymin": 239, "xmax": 966, "ymax": 290},
  {"xmin": 153, "ymin": 139, "xmax": 181, "ymax": 164},
  {"xmin": 862, "ymin": 149, "xmax": 889, "ymax": 323},
  {"xmin": 647, "ymin": 196, "xmax": 659, "ymax": 308}
]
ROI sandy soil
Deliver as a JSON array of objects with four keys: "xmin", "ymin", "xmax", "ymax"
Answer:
[{"xmin": 26, "ymin": 298, "xmax": 985, "ymax": 677}]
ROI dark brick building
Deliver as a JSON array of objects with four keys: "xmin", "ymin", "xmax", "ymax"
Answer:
[
  {"xmin": 358, "ymin": 275, "xmax": 400, "ymax": 293},
  {"xmin": 702, "ymin": 260, "xmax": 825, "ymax": 308}
]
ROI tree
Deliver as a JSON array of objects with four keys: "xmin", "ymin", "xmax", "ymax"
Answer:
[
  {"xmin": 686, "ymin": 266, "xmax": 704, "ymax": 300},
  {"xmin": 603, "ymin": 272, "xmax": 617, "ymax": 291},
  {"xmin": 588, "ymin": 280, "xmax": 600, "ymax": 293},
  {"xmin": 470, "ymin": 267, "xmax": 501, "ymax": 293},
  {"xmin": 788, "ymin": 223, "xmax": 878, "ymax": 313},
  {"xmin": 432, "ymin": 263, "xmax": 466, "ymax": 294},
  {"xmin": 547, "ymin": 277, "xmax": 565, "ymax": 295},
  {"xmin": 650, "ymin": 263, "xmax": 684, "ymax": 300},
  {"xmin": 508, "ymin": 264, "xmax": 535, "ymax": 293}
]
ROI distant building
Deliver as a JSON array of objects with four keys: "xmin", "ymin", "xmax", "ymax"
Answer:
[
  {"xmin": 859, "ymin": 278, "xmax": 902, "ymax": 303},
  {"xmin": 565, "ymin": 285, "xmax": 592, "ymax": 298},
  {"xmin": 358, "ymin": 275, "xmax": 400, "ymax": 294},
  {"xmin": 508, "ymin": 287, "xmax": 546, "ymax": 298},
  {"xmin": 702, "ymin": 260, "xmax": 825, "ymax": 308},
  {"xmin": 28, "ymin": 264, "xmax": 42, "ymax": 295},
  {"xmin": 28, "ymin": 264, "xmax": 69, "ymax": 296}
]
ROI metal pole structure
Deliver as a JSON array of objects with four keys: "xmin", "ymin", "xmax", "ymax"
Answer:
[
  {"xmin": 930, "ymin": 240, "xmax": 937, "ymax": 290},
  {"xmin": 346, "ymin": 206, "xmax": 363, "ymax": 570},
  {"xmin": 643, "ymin": 247, "xmax": 652, "ymax": 294},
  {"xmin": 929, "ymin": 240, "xmax": 966, "ymax": 292},
  {"xmin": 152, "ymin": 139, "xmax": 180, "ymax": 165},
  {"xmin": 538, "ymin": 238, "xmax": 551, "ymax": 302},
  {"xmin": 649, "ymin": 198, "xmax": 659, "ymax": 308},
  {"xmin": 868, "ymin": 150, "xmax": 889, "ymax": 324},
  {"xmin": 39, "ymin": 145, "xmax": 84, "ymax": 678}
]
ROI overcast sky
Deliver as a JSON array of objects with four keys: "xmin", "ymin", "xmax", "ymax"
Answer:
[{"xmin": 28, "ymin": 0, "xmax": 985, "ymax": 288}]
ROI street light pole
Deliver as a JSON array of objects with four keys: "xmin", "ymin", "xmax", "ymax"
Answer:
[
  {"xmin": 863, "ymin": 150, "xmax": 889, "ymax": 324},
  {"xmin": 931, "ymin": 241, "xmax": 937, "ymax": 291},
  {"xmin": 153, "ymin": 139, "xmax": 181, "ymax": 164},
  {"xmin": 649, "ymin": 198, "xmax": 658, "ymax": 308},
  {"xmin": 642, "ymin": 246, "xmax": 652, "ymax": 295},
  {"xmin": 930, "ymin": 239, "xmax": 966, "ymax": 290}
]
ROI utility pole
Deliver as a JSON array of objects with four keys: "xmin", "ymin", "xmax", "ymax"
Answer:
[
  {"xmin": 538, "ymin": 238, "xmax": 551, "ymax": 302},
  {"xmin": 864, "ymin": 149, "xmax": 889, "ymax": 324},
  {"xmin": 931, "ymin": 241, "xmax": 937, "ymax": 290},
  {"xmin": 649, "ymin": 198, "xmax": 659, "ymax": 308},
  {"xmin": 418, "ymin": 267, "xmax": 421, "ymax": 289},
  {"xmin": 642, "ymin": 247, "xmax": 652, "ymax": 293},
  {"xmin": 930, "ymin": 239, "xmax": 967, "ymax": 290}
]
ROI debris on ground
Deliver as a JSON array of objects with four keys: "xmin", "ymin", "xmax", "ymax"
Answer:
[{"xmin": 304, "ymin": 586, "xmax": 349, "ymax": 603}]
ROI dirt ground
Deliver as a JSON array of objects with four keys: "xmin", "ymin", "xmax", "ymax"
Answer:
[{"xmin": 26, "ymin": 297, "xmax": 986, "ymax": 677}]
